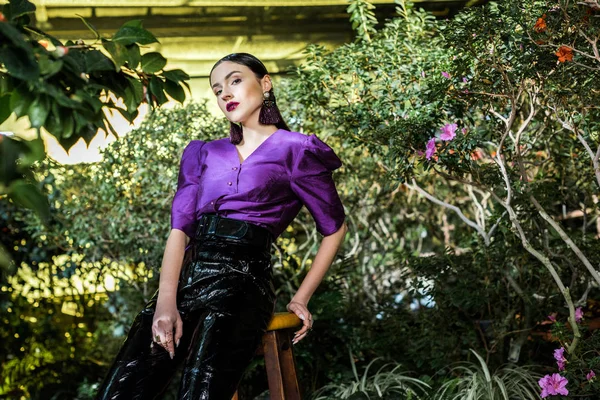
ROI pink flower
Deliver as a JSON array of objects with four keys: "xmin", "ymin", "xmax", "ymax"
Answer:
[
  {"xmin": 421, "ymin": 71, "xmax": 426, "ymax": 78},
  {"xmin": 441, "ymin": 71, "xmax": 450, "ymax": 79},
  {"xmin": 548, "ymin": 314, "xmax": 556, "ymax": 322},
  {"xmin": 416, "ymin": 150, "xmax": 424, "ymax": 156},
  {"xmin": 586, "ymin": 370, "xmax": 595, "ymax": 381},
  {"xmin": 462, "ymin": 77, "xmax": 468, "ymax": 83},
  {"xmin": 539, "ymin": 373, "xmax": 569, "ymax": 398},
  {"xmin": 575, "ymin": 307, "xmax": 583, "ymax": 323},
  {"xmin": 425, "ymin": 138, "xmax": 436, "ymax": 160},
  {"xmin": 461, "ymin": 127, "xmax": 468, "ymax": 135},
  {"xmin": 554, "ymin": 347, "xmax": 567, "ymax": 371},
  {"xmin": 553, "ymin": 347, "xmax": 566, "ymax": 363},
  {"xmin": 440, "ymin": 123, "xmax": 457, "ymax": 141}
]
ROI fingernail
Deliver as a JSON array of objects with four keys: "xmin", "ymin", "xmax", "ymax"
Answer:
[
  {"xmin": 176, "ymin": 339, "xmax": 180, "ymax": 348},
  {"xmin": 299, "ymin": 314, "xmax": 306, "ymax": 321},
  {"xmin": 170, "ymin": 352, "xmax": 174, "ymax": 359}
]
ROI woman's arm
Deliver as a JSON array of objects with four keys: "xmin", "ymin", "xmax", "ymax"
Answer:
[
  {"xmin": 287, "ymin": 221, "xmax": 348, "ymax": 344},
  {"xmin": 152, "ymin": 229, "xmax": 189, "ymax": 358}
]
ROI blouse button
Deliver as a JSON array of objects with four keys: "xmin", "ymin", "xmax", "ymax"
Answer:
[
  {"xmin": 210, "ymin": 201, "xmax": 214, "ymax": 205},
  {"xmin": 232, "ymin": 167, "xmax": 237, "ymax": 170},
  {"xmin": 227, "ymin": 181, "xmax": 232, "ymax": 186}
]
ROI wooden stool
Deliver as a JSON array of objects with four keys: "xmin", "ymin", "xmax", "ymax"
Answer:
[{"xmin": 232, "ymin": 312, "xmax": 303, "ymax": 400}]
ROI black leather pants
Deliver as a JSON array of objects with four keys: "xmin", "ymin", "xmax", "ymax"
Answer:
[{"xmin": 96, "ymin": 214, "xmax": 277, "ymax": 400}]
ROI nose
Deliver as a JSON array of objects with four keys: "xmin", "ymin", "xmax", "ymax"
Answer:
[{"xmin": 220, "ymin": 88, "xmax": 232, "ymax": 102}]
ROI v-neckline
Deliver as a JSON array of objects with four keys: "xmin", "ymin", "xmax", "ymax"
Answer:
[{"xmin": 233, "ymin": 129, "xmax": 281, "ymax": 165}]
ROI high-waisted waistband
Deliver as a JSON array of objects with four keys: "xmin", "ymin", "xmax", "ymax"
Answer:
[{"xmin": 195, "ymin": 213, "xmax": 273, "ymax": 251}]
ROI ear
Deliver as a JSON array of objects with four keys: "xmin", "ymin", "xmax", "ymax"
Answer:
[{"xmin": 261, "ymin": 75, "xmax": 273, "ymax": 92}]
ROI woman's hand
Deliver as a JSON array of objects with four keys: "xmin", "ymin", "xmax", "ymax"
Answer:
[
  {"xmin": 286, "ymin": 300, "xmax": 313, "ymax": 345},
  {"xmin": 151, "ymin": 300, "xmax": 183, "ymax": 359}
]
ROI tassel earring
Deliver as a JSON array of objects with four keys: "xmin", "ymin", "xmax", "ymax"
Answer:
[
  {"xmin": 229, "ymin": 122, "xmax": 243, "ymax": 145},
  {"xmin": 259, "ymin": 90, "xmax": 283, "ymax": 125}
]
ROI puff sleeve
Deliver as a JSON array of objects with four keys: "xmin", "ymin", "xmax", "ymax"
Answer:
[
  {"xmin": 290, "ymin": 134, "xmax": 346, "ymax": 236},
  {"xmin": 170, "ymin": 140, "xmax": 206, "ymax": 239}
]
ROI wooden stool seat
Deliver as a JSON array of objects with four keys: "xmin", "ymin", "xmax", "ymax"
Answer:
[{"xmin": 232, "ymin": 312, "xmax": 303, "ymax": 400}]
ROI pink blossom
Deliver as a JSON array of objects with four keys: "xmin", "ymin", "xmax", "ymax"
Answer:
[
  {"xmin": 553, "ymin": 347, "xmax": 566, "ymax": 363},
  {"xmin": 462, "ymin": 77, "xmax": 468, "ymax": 83},
  {"xmin": 586, "ymin": 370, "xmax": 595, "ymax": 381},
  {"xmin": 557, "ymin": 360, "xmax": 565, "ymax": 371},
  {"xmin": 539, "ymin": 373, "xmax": 569, "ymax": 398},
  {"xmin": 461, "ymin": 127, "xmax": 468, "ymax": 135},
  {"xmin": 441, "ymin": 71, "xmax": 450, "ymax": 79},
  {"xmin": 575, "ymin": 307, "xmax": 583, "ymax": 323},
  {"xmin": 421, "ymin": 71, "xmax": 426, "ymax": 78},
  {"xmin": 425, "ymin": 138, "xmax": 436, "ymax": 160},
  {"xmin": 548, "ymin": 314, "xmax": 557, "ymax": 322},
  {"xmin": 416, "ymin": 150, "xmax": 424, "ymax": 156},
  {"xmin": 440, "ymin": 123, "xmax": 457, "ymax": 141}
]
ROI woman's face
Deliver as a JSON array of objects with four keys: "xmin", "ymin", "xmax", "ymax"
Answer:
[{"xmin": 210, "ymin": 61, "xmax": 272, "ymax": 125}]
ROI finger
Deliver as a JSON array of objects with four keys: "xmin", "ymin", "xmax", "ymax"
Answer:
[
  {"xmin": 175, "ymin": 315, "xmax": 183, "ymax": 348},
  {"xmin": 293, "ymin": 331, "xmax": 309, "ymax": 344},
  {"xmin": 294, "ymin": 322, "xmax": 310, "ymax": 337},
  {"xmin": 164, "ymin": 330, "xmax": 175, "ymax": 359},
  {"xmin": 290, "ymin": 305, "xmax": 308, "ymax": 322},
  {"xmin": 155, "ymin": 321, "xmax": 174, "ymax": 358}
]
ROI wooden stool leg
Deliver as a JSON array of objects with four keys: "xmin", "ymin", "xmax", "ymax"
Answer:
[
  {"xmin": 263, "ymin": 331, "xmax": 285, "ymax": 399},
  {"xmin": 276, "ymin": 330, "xmax": 301, "ymax": 400}
]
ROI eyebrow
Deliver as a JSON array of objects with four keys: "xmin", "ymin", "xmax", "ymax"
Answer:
[{"xmin": 211, "ymin": 71, "xmax": 242, "ymax": 89}]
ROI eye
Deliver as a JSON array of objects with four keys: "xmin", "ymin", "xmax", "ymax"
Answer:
[
  {"xmin": 232, "ymin": 78, "xmax": 241, "ymax": 84},
  {"xmin": 214, "ymin": 89, "xmax": 221, "ymax": 96}
]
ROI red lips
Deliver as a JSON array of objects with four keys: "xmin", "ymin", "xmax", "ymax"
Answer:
[{"xmin": 226, "ymin": 102, "xmax": 239, "ymax": 112}]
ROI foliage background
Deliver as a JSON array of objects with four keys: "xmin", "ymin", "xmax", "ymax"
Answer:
[{"xmin": 2, "ymin": 0, "xmax": 600, "ymax": 399}]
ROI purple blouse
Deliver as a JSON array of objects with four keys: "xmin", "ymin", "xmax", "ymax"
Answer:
[{"xmin": 170, "ymin": 128, "xmax": 346, "ymax": 241}]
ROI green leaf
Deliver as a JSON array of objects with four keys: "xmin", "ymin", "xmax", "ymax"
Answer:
[
  {"xmin": 113, "ymin": 21, "xmax": 158, "ymax": 46},
  {"xmin": 38, "ymin": 55, "xmax": 63, "ymax": 78},
  {"xmin": 62, "ymin": 113, "xmax": 74, "ymax": 139},
  {"xmin": 85, "ymin": 50, "xmax": 115, "ymax": 72},
  {"xmin": 163, "ymin": 69, "xmax": 190, "ymax": 83},
  {"xmin": 0, "ymin": 94, "xmax": 11, "ymax": 125},
  {"xmin": 0, "ymin": 47, "xmax": 39, "ymax": 80},
  {"xmin": 164, "ymin": 80, "xmax": 185, "ymax": 103},
  {"xmin": 7, "ymin": 0, "xmax": 36, "ymax": 20},
  {"xmin": 148, "ymin": 76, "xmax": 168, "ymax": 106},
  {"xmin": 123, "ymin": 84, "xmax": 138, "ymax": 115},
  {"xmin": 126, "ymin": 44, "xmax": 141, "ymax": 69},
  {"xmin": 9, "ymin": 180, "xmax": 50, "ymax": 223},
  {"xmin": 129, "ymin": 78, "xmax": 143, "ymax": 104},
  {"xmin": 103, "ymin": 40, "xmax": 128, "ymax": 70},
  {"xmin": 44, "ymin": 103, "xmax": 63, "ymax": 138},
  {"xmin": 122, "ymin": 19, "xmax": 143, "ymax": 29},
  {"xmin": 10, "ymin": 88, "xmax": 33, "ymax": 118},
  {"xmin": 59, "ymin": 128, "xmax": 80, "ymax": 152},
  {"xmin": 141, "ymin": 52, "xmax": 167, "ymax": 74},
  {"xmin": 0, "ymin": 19, "xmax": 27, "ymax": 46},
  {"xmin": 27, "ymin": 95, "xmax": 50, "ymax": 128},
  {"xmin": 73, "ymin": 111, "xmax": 89, "ymax": 134}
]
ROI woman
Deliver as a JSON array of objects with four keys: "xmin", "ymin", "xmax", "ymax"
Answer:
[{"xmin": 96, "ymin": 53, "xmax": 347, "ymax": 399}]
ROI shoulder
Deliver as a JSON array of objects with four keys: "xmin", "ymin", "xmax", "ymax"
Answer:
[{"xmin": 283, "ymin": 129, "xmax": 342, "ymax": 172}]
